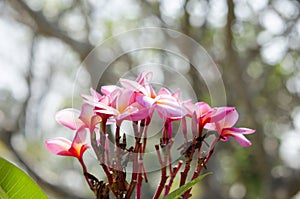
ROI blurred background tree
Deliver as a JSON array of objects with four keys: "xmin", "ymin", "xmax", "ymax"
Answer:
[{"xmin": 1, "ymin": 0, "xmax": 300, "ymax": 198}]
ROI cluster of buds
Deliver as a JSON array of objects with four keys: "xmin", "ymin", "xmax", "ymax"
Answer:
[{"xmin": 45, "ymin": 71, "xmax": 255, "ymax": 199}]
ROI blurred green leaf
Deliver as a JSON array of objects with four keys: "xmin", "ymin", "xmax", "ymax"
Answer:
[
  {"xmin": 0, "ymin": 157, "xmax": 48, "ymax": 199},
  {"xmin": 163, "ymin": 172, "xmax": 212, "ymax": 199}
]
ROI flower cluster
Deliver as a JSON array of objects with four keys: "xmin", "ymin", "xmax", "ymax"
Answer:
[{"xmin": 45, "ymin": 71, "xmax": 255, "ymax": 199}]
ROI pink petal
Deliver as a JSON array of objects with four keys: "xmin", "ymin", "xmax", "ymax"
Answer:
[
  {"xmin": 136, "ymin": 71, "xmax": 153, "ymax": 84},
  {"xmin": 94, "ymin": 101, "xmax": 115, "ymax": 110},
  {"xmin": 221, "ymin": 128, "xmax": 255, "ymax": 147},
  {"xmin": 124, "ymin": 102, "xmax": 150, "ymax": 121},
  {"xmin": 195, "ymin": 102, "xmax": 211, "ymax": 115},
  {"xmin": 222, "ymin": 108, "xmax": 239, "ymax": 128},
  {"xmin": 116, "ymin": 106, "xmax": 139, "ymax": 121},
  {"xmin": 81, "ymin": 94, "xmax": 99, "ymax": 106},
  {"xmin": 71, "ymin": 128, "xmax": 90, "ymax": 157},
  {"xmin": 157, "ymin": 87, "xmax": 172, "ymax": 95},
  {"xmin": 229, "ymin": 133, "xmax": 252, "ymax": 147},
  {"xmin": 101, "ymin": 85, "xmax": 120, "ymax": 95},
  {"xmin": 116, "ymin": 89, "xmax": 135, "ymax": 112},
  {"xmin": 91, "ymin": 115, "xmax": 102, "ymax": 131},
  {"xmin": 156, "ymin": 95, "xmax": 185, "ymax": 118},
  {"xmin": 81, "ymin": 88, "xmax": 102, "ymax": 105},
  {"xmin": 119, "ymin": 78, "xmax": 147, "ymax": 95},
  {"xmin": 55, "ymin": 108, "xmax": 83, "ymax": 130},
  {"xmin": 79, "ymin": 103, "xmax": 94, "ymax": 127},
  {"xmin": 72, "ymin": 127, "xmax": 89, "ymax": 147},
  {"xmin": 204, "ymin": 107, "xmax": 236, "ymax": 129},
  {"xmin": 45, "ymin": 137, "xmax": 72, "ymax": 156},
  {"xmin": 136, "ymin": 95, "xmax": 155, "ymax": 108},
  {"xmin": 224, "ymin": 127, "xmax": 256, "ymax": 134},
  {"xmin": 95, "ymin": 108, "xmax": 118, "ymax": 116},
  {"xmin": 172, "ymin": 88, "xmax": 181, "ymax": 99},
  {"xmin": 183, "ymin": 101, "xmax": 197, "ymax": 117},
  {"xmin": 90, "ymin": 88, "xmax": 102, "ymax": 99}
]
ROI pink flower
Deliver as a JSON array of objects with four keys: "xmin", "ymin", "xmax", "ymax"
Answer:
[
  {"xmin": 185, "ymin": 102, "xmax": 237, "ymax": 132},
  {"xmin": 45, "ymin": 127, "xmax": 89, "ymax": 160},
  {"xmin": 137, "ymin": 87, "xmax": 186, "ymax": 120},
  {"xmin": 206, "ymin": 108, "xmax": 255, "ymax": 146},
  {"xmin": 95, "ymin": 88, "xmax": 149, "ymax": 123}
]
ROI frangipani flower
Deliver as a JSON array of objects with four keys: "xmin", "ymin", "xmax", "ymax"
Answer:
[
  {"xmin": 46, "ymin": 71, "xmax": 256, "ymax": 199},
  {"xmin": 137, "ymin": 87, "xmax": 186, "ymax": 120},
  {"xmin": 206, "ymin": 108, "xmax": 255, "ymax": 146},
  {"xmin": 45, "ymin": 127, "xmax": 89, "ymax": 160},
  {"xmin": 95, "ymin": 88, "xmax": 149, "ymax": 123}
]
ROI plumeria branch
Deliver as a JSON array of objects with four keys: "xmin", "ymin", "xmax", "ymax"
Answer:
[{"xmin": 45, "ymin": 71, "xmax": 255, "ymax": 199}]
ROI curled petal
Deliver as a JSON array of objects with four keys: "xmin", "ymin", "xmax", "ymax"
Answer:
[
  {"xmin": 120, "ymin": 78, "xmax": 148, "ymax": 95},
  {"xmin": 55, "ymin": 108, "xmax": 83, "ymax": 130},
  {"xmin": 221, "ymin": 128, "xmax": 255, "ymax": 147},
  {"xmin": 136, "ymin": 71, "xmax": 153, "ymax": 84}
]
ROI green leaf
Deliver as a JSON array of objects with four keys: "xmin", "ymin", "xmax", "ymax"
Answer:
[
  {"xmin": 163, "ymin": 172, "xmax": 213, "ymax": 199},
  {"xmin": 0, "ymin": 157, "xmax": 48, "ymax": 199}
]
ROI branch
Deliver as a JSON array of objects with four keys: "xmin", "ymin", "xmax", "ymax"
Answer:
[{"xmin": 7, "ymin": 0, "xmax": 93, "ymax": 59}]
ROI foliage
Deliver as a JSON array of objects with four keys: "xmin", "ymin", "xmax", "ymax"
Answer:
[{"xmin": 0, "ymin": 157, "xmax": 48, "ymax": 199}]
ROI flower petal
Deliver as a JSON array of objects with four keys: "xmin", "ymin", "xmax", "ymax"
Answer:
[
  {"xmin": 204, "ymin": 107, "xmax": 236, "ymax": 130},
  {"xmin": 101, "ymin": 85, "xmax": 120, "ymax": 95},
  {"xmin": 136, "ymin": 95, "xmax": 155, "ymax": 108},
  {"xmin": 120, "ymin": 78, "xmax": 147, "ymax": 95},
  {"xmin": 158, "ymin": 87, "xmax": 171, "ymax": 95},
  {"xmin": 55, "ymin": 108, "xmax": 83, "ymax": 130},
  {"xmin": 156, "ymin": 95, "xmax": 185, "ymax": 118},
  {"xmin": 71, "ymin": 128, "xmax": 90, "ymax": 158},
  {"xmin": 45, "ymin": 137, "xmax": 73, "ymax": 156},
  {"xmin": 221, "ymin": 128, "xmax": 255, "ymax": 147}
]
